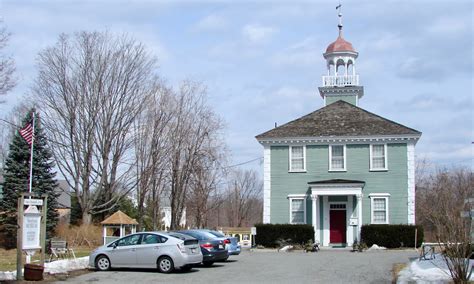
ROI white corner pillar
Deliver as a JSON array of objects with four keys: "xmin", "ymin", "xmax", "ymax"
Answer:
[
  {"xmin": 263, "ymin": 145, "xmax": 271, "ymax": 223},
  {"xmin": 356, "ymin": 194, "xmax": 363, "ymax": 241},
  {"xmin": 311, "ymin": 194, "xmax": 319, "ymax": 243}
]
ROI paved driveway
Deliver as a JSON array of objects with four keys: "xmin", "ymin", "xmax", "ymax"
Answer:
[{"xmin": 60, "ymin": 249, "xmax": 418, "ymax": 284}]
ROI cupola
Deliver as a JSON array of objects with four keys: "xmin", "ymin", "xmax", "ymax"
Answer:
[{"xmin": 318, "ymin": 4, "xmax": 364, "ymax": 107}]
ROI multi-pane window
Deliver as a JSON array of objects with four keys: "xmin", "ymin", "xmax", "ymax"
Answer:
[
  {"xmin": 370, "ymin": 195, "xmax": 389, "ymax": 224},
  {"xmin": 370, "ymin": 144, "xmax": 387, "ymax": 170},
  {"xmin": 330, "ymin": 145, "xmax": 345, "ymax": 171},
  {"xmin": 290, "ymin": 199, "xmax": 305, "ymax": 224},
  {"xmin": 289, "ymin": 146, "xmax": 305, "ymax": 172}
]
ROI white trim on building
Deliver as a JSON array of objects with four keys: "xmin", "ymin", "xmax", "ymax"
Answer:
[
  {"xmin": 407, "ymin": 141, "xmax": 416, "ymax": 224},
  {"xmin": 263, "ymin": 145, "xmax": 271, "ymax": 223}
]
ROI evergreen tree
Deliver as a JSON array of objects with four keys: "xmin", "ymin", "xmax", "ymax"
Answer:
[{"xmin": 0, "ymin": 109, "xmax": 59, "ymax": 249}]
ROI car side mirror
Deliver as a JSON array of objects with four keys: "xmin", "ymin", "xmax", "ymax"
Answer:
[{"xmin": 113, "ymin": 243, "xmax": 118, "ymax": 249}]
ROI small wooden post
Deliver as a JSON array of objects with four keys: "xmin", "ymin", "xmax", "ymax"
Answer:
[
  {"xmin": 40, "ymin": 194, "xmax": 48, "ymax": 266},
  {"xmin": 414, "ymin": 228, "xmax": 418, "ymax": 251},
  {"xmin": 16, "ymin": 194, "xmax": 24, "ymax": 280}
]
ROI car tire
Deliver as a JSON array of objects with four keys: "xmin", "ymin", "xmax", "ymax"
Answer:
[
  {"xmin": 95, "ymin": 255, "xmax": 111, "ymax": 271},
  {"xmin": 157, "ymin": 256, "xmax": 174, "ymax": 273},
  {"xmin": 202, "ymin": 261, "xmax": 214, "ymax": 267}
]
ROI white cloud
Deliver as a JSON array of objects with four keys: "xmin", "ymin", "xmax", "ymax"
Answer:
[
  {"xmin": 192, "ymin": 14, "xmax": 228, "ymax": 32},
  {"xmin": 242, "ymin": 24, "xmax": 277, "ymax": 44},
  {"xmin": 270, "ymin": 36, "xmax": 323, "ymax": 68}
]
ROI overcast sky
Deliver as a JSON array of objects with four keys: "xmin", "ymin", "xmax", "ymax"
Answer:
[{"xmin": 1, "ymin": 0, "xmax": 472, "ymax": 173}]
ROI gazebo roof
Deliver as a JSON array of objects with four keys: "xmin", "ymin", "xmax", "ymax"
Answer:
[{"xmin": 101, "ymin": 210, "xmax": 138, "ymax": 225}]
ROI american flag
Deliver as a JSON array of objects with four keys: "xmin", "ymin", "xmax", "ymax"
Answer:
[{"xmin": 20, "ymin": 121, "xmax": 34, "ymax": 145}]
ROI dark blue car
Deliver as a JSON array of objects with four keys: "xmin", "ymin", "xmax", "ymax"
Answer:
[{"xmin": 175, "ymin": 230, "xmax": 228, "ymax": 266}]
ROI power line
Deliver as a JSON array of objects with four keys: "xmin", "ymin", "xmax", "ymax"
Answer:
[{"xmin": 225, "ymin": 157, "xmax": 263, "ymax": 169}]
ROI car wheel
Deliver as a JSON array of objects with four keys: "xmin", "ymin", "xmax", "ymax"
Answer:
[
  {"xmin": 157, "ymin": 256, "xmax": 174, "ymax": 273},
  {"xmin": 95, "ymin": 255, "xmax": 111, "ymax": 271},
  {"xmin": 202, "ymin": 261, "xmax": 214, "ymax": 267}
]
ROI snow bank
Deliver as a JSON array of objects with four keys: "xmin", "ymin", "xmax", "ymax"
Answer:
[
  {"xmin": 367, "ymin": 244, "xmax": 386, "ymax": 251},
  {"xmin": 44, "ymin": 256, "xmax": 89, "ymax": 274},
  {"xmin": 0, "ymin": 257, "xmax": 89, "ymax": 281},
  {"xmin": 279, "ymin": 245, "xmax": 294, "ymax": 252},
  {"xmin": 397, "ymin": 254, "xmax": 474, "ymax": 283}
]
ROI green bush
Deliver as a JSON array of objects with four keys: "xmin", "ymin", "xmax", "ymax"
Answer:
[
  {"xmin": 361, "ymin": 224, "xmax": 423, "ymax": 248},
  {"xmin": 255, "ymin": 224, "xmax": 314, "ymax": 248}
]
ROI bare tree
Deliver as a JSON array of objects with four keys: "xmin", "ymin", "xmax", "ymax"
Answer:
[
  {"xmin": 186, "ymin": 135, "xmax": 227, "ymax": 228},
  {"xmin": 33, "ymin": 31, "xmax": 158, "ymax": 224},
  {"xmin": 0, "ymin": 22, "xmax": 16, "ymax": 98},
  {"xmin": 417, "ymin": 167, "xmax": 473, "ymax": 283},
  {"xmin": 167, "ymin": 81, "xmax": 223, "ymax": 229},
  {"xmin": 132, "ymin": 83, "xmax": 173, "ymax": 230},
  {"xmin": 225, "ymin": 169, "xmax": 262, "ymax": 227}
]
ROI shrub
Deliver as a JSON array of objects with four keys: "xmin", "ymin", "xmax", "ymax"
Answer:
[
  {"xmin": 255, "ymin": 223, "xmax": 314, "ymax": 248},
  {"xmin": 55, "ymin": 223, "xmax": 102, "ymax": 248},
  {"xmin": 361, "ymin": 224, "xmax": 423, "ymax": 248}
]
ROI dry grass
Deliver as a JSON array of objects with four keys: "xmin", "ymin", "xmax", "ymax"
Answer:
[
  {"xmin": 392, "ymin": 263, "xmax": 408, "ymax": 283},
  {"xmin": 0, "ymin": 247, "xmax": 92, "ymax": 272},
  {"xmin": 55, "ymin": 224, "xmax": 102, "ymax": 248}
]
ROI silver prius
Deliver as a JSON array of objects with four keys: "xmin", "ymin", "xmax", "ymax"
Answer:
[{"xmin": 89, "ymin": 232, "xmax": 203, "ymax": 273}]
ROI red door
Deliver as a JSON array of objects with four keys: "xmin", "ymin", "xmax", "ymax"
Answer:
[{"xmin": 330, "ymin": 210, "xmax": 346, "ymax": 243}]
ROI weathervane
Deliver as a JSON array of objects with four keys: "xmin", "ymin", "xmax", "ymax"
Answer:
[{"xmin": 336, "ymin": 3, "xmax": 343, "ymax": 35}]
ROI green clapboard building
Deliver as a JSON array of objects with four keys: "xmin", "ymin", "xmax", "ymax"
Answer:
[{"xmin": 255, "ymin": 11, "xmax": 421, "ymax": 247}]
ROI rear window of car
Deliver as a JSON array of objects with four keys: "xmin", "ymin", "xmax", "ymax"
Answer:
[
  {"xmin": 178, "ymin": 231, "xmax": 209, "ymax": 240},
  {"xmin": 208, "ymin": 230, "xmax": 225, "ymax": 238},
  {"xmin": 142, "ymin": 234, "xmax": 167, "ymax": 244}
]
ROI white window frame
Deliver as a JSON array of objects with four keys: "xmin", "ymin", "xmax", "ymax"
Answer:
[
  {"xmin": 369, "ymin": 193, "xmax": 390, "ymax": 224},
  {"xmin": 370, "ymin": 144, "xmax": 388, "ymax": 171},
  {"xmin": 289, "ymin": 145, "xmax": 306, "ymax": 172},
  {"xmin": 288, "ymin": 194, "xmax": 307, "ymax": 224},
  {"xmin": 329, "ymin": 144, "xmax": 346, "ymax": 171}
]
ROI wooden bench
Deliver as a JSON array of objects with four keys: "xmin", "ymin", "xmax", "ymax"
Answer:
[{"xmin": 48, "ymin": 240, "xmax": 76, "ymax": 262}]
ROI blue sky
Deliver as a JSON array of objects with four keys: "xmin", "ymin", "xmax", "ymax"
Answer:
[{"xmin": 1, "ymin": 0, "xmax": 473, "ymax": 173}]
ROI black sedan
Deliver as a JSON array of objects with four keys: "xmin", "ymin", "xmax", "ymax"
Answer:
[{"xmin": 175, "ymin": 230, "xmax": 228, "ymax": 266}]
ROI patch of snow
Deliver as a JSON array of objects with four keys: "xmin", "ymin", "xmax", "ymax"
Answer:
[
  {"xmin": 44, "ymin": 256, "xmax": 89, "ymax": 274},
  {"xmin": 279, "ymin": 245, "xmax": 293, "ymax": 252},
  {"xmin": 0, "ymin": 271, "xmax": 16, "ymax": 281},
  {"xmin": 397, "ymin": 254, "xmax": 474, "ymax": 283},
  {"xmin": 0, "ymin": 257, "xmax": 89, "ymax": 281},
  {"xmin": 367, "ymin": 244, "xmax": 386, "ymax": 250}
]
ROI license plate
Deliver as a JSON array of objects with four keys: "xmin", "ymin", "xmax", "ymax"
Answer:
[
  {"xmin": 219, "ymin": 245, "xmax": 224, "ymax": 249},
  {"xmin": 191, "ymin": 248, "xmax": 196, "ymax": 253}
]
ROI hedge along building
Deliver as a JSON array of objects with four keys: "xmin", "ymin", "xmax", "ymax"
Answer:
[{"xmin": 255, "ymin": 7, "xmax": 421, "ymax": 247}]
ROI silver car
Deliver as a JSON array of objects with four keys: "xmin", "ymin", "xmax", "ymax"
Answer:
[{"xmin": 89, "ymin": 232, "xmax": 202, "ymax": 273}]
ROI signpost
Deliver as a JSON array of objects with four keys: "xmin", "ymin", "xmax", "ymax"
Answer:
[{"xmin": 16, "ymin": 193, "xmax": 47, "ymax": 280}]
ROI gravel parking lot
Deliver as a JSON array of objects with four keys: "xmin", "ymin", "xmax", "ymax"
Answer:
[{"xmin": 59, "ymin": 249, "xmax": 418, "ymax": 284}]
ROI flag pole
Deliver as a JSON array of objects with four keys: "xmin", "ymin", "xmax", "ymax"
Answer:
[{"xmin": 28, "ymin": 112, "xmax": 35, "ymax": 193}]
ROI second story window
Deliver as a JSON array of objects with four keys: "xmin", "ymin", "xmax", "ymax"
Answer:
[
  {"xmin": 289, "ymin": 146, "xmax": 306, "ymax": 172},
  {"xmin": 329, "ymin": 145, "xmax": 346, "ymax": 171},
  {"xmin": 370, "ymin": 144, "xmax": 387, "ymax": 171}
]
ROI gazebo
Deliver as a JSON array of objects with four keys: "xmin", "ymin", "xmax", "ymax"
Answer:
[{"xmin": 100, "ymin": 210, "xmax": 138, "ymax": 245}]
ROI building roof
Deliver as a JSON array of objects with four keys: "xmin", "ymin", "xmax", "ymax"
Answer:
[
  {"xmin": 326, "ymin": 35, "xmax": 355, "ymax": 53},
  {"xmin": 55, "ymin": 180, "xmax": 71, "ymax": 208},
  {"xmin": 101, "ymin": 210, "xmax": 138, "ymax": 225},
  {"xmin": 256, "ymin": 100, "xmax": 421, "ymax": 140}
]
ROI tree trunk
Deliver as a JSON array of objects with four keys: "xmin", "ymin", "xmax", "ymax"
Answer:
[{"xmin": 82, "ymin": 211, "xmax": 92, "ymax": 225}]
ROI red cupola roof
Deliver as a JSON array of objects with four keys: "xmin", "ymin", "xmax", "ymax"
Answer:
[{"xmin": 326, "ymin": 34, "xmax": 355, "ymax": 53}]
